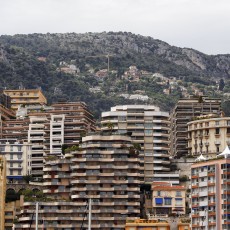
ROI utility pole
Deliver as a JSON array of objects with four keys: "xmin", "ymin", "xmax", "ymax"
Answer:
[
  {"xmin": 88, "ymin": 198, "xmax": 92, "ymax": 230},
  {"xmin": 35, "ymin": 202, "xmax": 39, "ymax": 230}
]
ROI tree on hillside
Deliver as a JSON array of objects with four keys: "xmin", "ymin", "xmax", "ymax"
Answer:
[{"xmin": 219, "ymin": 79, "xmax": 225, "ymax": 91}]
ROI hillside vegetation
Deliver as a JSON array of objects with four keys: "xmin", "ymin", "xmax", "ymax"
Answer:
[{"xmin": 0, "ymin": 32, "xmax": 230, "ymax": 117}]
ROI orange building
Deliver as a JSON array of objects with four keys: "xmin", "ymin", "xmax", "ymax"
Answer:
[
  {"xmin": 3, "ymin": 89, "xmax": 47, "ymax": 110},
  {"xmin": 125, "ymin": 219, "xmax": 170, "ymax": 230}
]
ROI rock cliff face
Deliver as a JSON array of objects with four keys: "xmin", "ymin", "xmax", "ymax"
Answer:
[{"xmin": 0, "ymin": 32, "xmax": 229, "ymax": 79}]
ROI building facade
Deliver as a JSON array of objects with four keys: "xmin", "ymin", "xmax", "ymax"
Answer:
[
  {"xmin": 0, "ymin": 139, "xmax": 31, "ymax": 182},
  {"xmin": 188, "ymin": 116, "xmax": 230, "ymax": 157},
  {"xmin": 15, "ymin": 134, "xmax": 140, "ymax": 229},
  {"xmin": 125, "ymin": 219, "xmax": 170, "ymax": 230},
  {"xmin": 151, "ymin": 182, "xmax": 186, "ymax": 215},
  {"xmin": 0, "ymin": 91, "xmax": 11, "ymax": 109},
  {"xmin": 3, "ymin": 89, "xmax": 47, "ymax": 110},
  {"xmin": 101, "ymin": 105, "xmax": 179, "ymax": 184},
  {"xmin": 0, "ymin": 156, "xmax": 6, "ymax": 230},
  {"xmin": 191, "ymin": 157, "xmax": 230, "ymax": 230},
  {"xmin": 1, "ymin": 102, "xmax": 96, "ymax": 178},
  {"xmin": 170, "ymin": 96, "xmax": 221, "ymax": 157},
  {"xmin": 70, "ymin": 134, "xmax": 140, "ymax": 229},
  {"xmin": 4, "ymin": 200, "xmax": 21, "ymax": 230}
]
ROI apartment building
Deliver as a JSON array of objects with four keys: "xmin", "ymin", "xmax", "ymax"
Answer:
[
  {"xmin": 3, "ymin": 89, "xmax": 47, "ymax": 110},
  {"xmin": 188, "ymin": 115, "xmax": 230, "ymax": 157},
  {"xmin": 43, "ymin": 156, "xmax": 71, "ymax": 199},
  {"xmin": 4, "ymin": 200, "xmax": 21, "ymax": 230},
  {"xmin": 1, "ymin": 102, "xmax": 96, "ymax": 178},
  {"xmin": 0, "ymin": 139, "xmax": 31, "ymax": 182},
  {"xmin": 0, "ymin": 91, "xmax": 11, "ymax": 109},
  {"xmin": 28, "ymin": 116, "xmax": 47, "ymax": 177},
  {"xmin": 1, "ymin": 119, "xmax": 29, "ymax": 140},
  {"xmin": 151, "ymin": 182, "xmax": 186, "ymax": 215},
  {"xmin": 191, "ymin": 153, "xmax": 230, "ymax": 230},
  {"xmin": 71, "ymin": 134, "xmax": 140, "ymax": 229},
  {"xmin": 101, "ymin": 105, "xmax": 179, "ymax": 184},
  {"xmin": 170, "ymin": 96, "xmax": 221, "ymax": 157},
  {"xmin": 125, "ymin": 219, "xmax": 170, "ymax": 230},
  {"xmin": 15, "ymin": 134, "xmax": 140, "ymax": 229},
  {"xmin": 0, "ymin": 156, "xmax": 6, "ymax": 230},
  {"xmin": 0, "ymin": 91, "xmax": 15, "ymax": 138}
]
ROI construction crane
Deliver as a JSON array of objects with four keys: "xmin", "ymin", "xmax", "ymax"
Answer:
[{"xmin": 86, "ymin": 54, "xmax": 115, "ymax": 72}]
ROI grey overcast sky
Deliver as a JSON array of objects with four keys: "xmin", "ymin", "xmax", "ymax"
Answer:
[{"xmin": 0, "ymin": 0, "xmax": 230, "ymax": 55}]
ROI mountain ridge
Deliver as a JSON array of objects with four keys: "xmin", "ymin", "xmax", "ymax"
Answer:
[{"xmin": 0, "ymin": 31, "xmax": 229, "ymax": 117}]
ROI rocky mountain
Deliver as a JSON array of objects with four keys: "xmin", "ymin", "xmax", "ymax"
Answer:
[{"xmin": 0, "ymin": 32, "xmax": 229, "ymax": 117}]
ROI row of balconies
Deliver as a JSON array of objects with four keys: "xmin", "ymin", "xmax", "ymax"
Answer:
[
  {"xmin": 71, "ymin": 194, "xmax": 139, "ymax": 199},
  {"xmin": 70, "ymin": 186, "xmax": 138, "ymax": 192},
  {"xmin": 71, "ymin": 179, "xmax": 139, "ymax": 184}
]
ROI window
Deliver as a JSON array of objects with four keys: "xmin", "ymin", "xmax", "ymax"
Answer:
[
  {"xmin": 0, "ymin": 146, "xmax": 5, "ymax": 152},
  {"xmin": 164, "ymin": 198, "xmax": 172, "ymax": 205},
  {"xmin": 145, "ymin": 123, "xmax": 153, "ymax": 128},
  {"xmin": 157, "ymin": 191, "xmax": 161, "ymax": 196},
  {"xmin": 18, "ymin": 146, "xmax": 22, "ymax": 151},
  {"xmin": 118, "ymin": 116, "xmax": 126, "ymax": 121},
  {"xmin": 227, "ymin": 128, "xmax": 230, "ymax": 134},
  {"xmin": 215, "ymin": 121, "xmax": 220, "ymax": 126},
  {"xmin": 10, "ymin": 154, "xmax": 13, "ymax": 160},
  {"xmin": 145, "ymin": 130, "xmax": 153, "ymax": 135},
  {"xmin": 215, "ymin": 128, "xmax": 220, "ymax": 135},
  {"xmin": 10, "ymin": 162, "xmax": 13, "ymax": 167},
  {"xmin": 175, "ymin": 198, "xmax": 183, "ymax": 206},
  {"xmin": 10, "ymin": 146, "xmax": 14, "ymax": 151},
  {"xmin": 155, "ymin": 198, "xmax": 163, "ymax": 205},
  {"xmin": 176, "ymin": 191, "xmax": 182, "ymax": 197}
]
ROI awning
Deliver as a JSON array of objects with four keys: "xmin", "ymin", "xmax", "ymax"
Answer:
[
  {"xmin": 173, "ymin": 208, "xmax": 184, "ymax": 211},
  {"xmin": 7, "ymin": 176, "xmax": 23, "ymax": 179},
  {"xmin": 155, "ymin": 198, "xmax": 163, "ymax": 204}
]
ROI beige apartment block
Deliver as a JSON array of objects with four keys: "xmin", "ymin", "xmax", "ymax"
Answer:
[
  {"xmin": 70, "ymin": 134, "xmax": 140, "ymax": 229},
  {"xmin": 188, "ymin": 116, "xmax": 230, "ymax": 157},
  {"xmin": 151, "ymin": 182, "xmax": 186, "ymax": 216},
  {"xmin": 3, "ymin": 89, "xmax": 47, "ymax": 110},
  {"xmin": 0, "ymin": 156, "xmax": 6, "ymax": 230},
  {"xmin": 43, "ymin": 156, "xmax": 71, "ymax": 200},
  {"xmin": 191, "ymin": 157, "xmax": 230, "ymax": 230},
  {"xmin": 170, "ymin": 96, "xmax": 221, "ymax": 157},
  {"xmin": 101, "ymin": 105, "xmax": 179, "ymax": 184},
  {"xmin": 15, "ymin": 134, "xmax": 140, "ymax": 229},
  {"xmin": 4, "ymin": 200, "xmax": 21, "ymax": 230}
]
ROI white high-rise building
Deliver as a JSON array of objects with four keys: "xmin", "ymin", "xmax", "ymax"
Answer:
[{"xmin": 101, "ymin": 105, "xmax": 179, "ymax": 184}]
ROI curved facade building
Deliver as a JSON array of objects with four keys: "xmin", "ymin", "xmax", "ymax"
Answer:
[
  {"xmin": 101, "ymin": 105, "xmax": 178, "ymax": 184},
  {"xmin": 187, "ymin": 116, "xmax": 230, "ymax": 157},
  {"xmin": 71, "ymin": 135, "xmax": 140, "ymax": 229}
]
